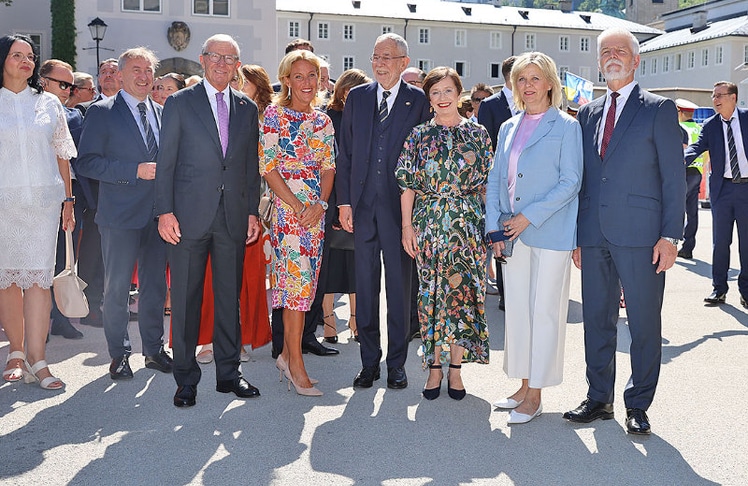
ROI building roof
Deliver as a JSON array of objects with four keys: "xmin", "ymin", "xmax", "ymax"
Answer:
[
  {"xmin": 277, "ymin": 0, "xmax": 662, "ymax": 35},
  {"xmin": 641, "ymin": 14, "xmax": 748, "ymax": 52}
]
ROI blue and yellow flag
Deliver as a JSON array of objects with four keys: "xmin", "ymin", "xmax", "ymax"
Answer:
[{"xmin": 564, "ymin": 72, "xmax": 594, "ymax": 105}]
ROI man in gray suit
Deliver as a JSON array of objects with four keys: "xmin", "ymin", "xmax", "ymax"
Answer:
[
  {"xmin": 563, "ymin": 29, "xmax": 685, "ymax": 435},
  {"xmin": 156, "ymin": 34, "xmax": 262, "ymax": 407},
  {"xmin": 76, "ymin": 47, "xmax": 172, "ymax": 380}
]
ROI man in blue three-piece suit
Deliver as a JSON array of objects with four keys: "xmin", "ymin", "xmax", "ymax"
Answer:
[
  {"xmin": 562, "ymin": 29, "xmax": 685, "ymax": 435},
  {"xmin": 337, "ymin": 33, "xmax": 430, "ymax": 389},
  {"xmin": 76, "ymin": 47, "xmax": 172, "ymax": 381},
  {"xmin": 685, "ymin": 81, "xmax": 748, "ymax": 308}
]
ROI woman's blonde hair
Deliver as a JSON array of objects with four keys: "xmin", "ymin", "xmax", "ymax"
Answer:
[
  {"xmin": 510, "ymin": 51, "xmax": 563, "ymax": 112},
  {"xmin": 275, "ymin": 50, "xmax": 321, "ymax": 108},
  {"xmin": 327, "ymin": 68, "xmax": 371, "ymax": 112}
]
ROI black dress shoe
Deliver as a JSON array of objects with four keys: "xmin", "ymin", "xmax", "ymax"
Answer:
[
  {"xmin": 353, "ymin": 366, "xmax": 380, "ymax": 388},
  {"xmin": 562, "ymin": 398, "xmax": 614, "ymax": 423},
  {"xmin": 109, "ymin": 355, "xmax": 133, "ymax": 380},
  {"xmin": 174, "ymin": 385, "xmax": 197, "ymax": 407},
  {"xmin": 50, "ymin": 317, "xmax": 84, "ymax": 339},
  {"xmin": 677, "ymin": 249, "xmax": 693, "ymax": 259},
  {"xmin": 387, "ymin": 366, "xmax": 408, "ymax": 389},
  {"xmin": 144, "ymin": 349, "xmax": 173, "ymax": 373},
  {"xmin": 216, "ymin": 377, "xmax": 260, "ymax": 398},
  {"xmin": 271, "ymin": 346, "xmax": 281, "ymax": 359},
  {"xmin": 741, "ymin": 295, "xmax": 748, "ymax": 309},
  {"xmin": 704, "ymin": 290, "xmax": 727, "ymax": 304},
  {"xmin": 498, "ymin": 295, "xmax": 506, "ymax": 312},
  {"xmin": 301, "ymin": 339, "xmax": 340, "ymax": 356},
  {"xmin": 625, "ymin": 408, "xmax": 651, "ymax": 435}
]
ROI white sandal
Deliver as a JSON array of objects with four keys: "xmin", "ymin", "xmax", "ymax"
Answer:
[
  {"xmin": 3, "ymin": 351, "xmax": 26, "ymax": 382},
  {"xmin": 24, "ymin": 360, "xmax": 64, "ymax": 390}
]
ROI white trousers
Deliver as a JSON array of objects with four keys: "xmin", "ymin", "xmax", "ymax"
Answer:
[{"xmin": 502, "ymin": 239, "xmax": 572, "ymax": 388}]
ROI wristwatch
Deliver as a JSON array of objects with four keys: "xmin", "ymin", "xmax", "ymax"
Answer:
[
  {"xmin": 318, "ymin": 200, "xmax": 329, "ymax": 211},
  {"xmin": 661, "ymin": 237, "xmax": 680, "ymax": 246}
]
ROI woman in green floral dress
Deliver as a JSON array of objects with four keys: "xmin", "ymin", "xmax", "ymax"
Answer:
[{"xmin": 396, "ymin": 67, "xmax": 493, "ymax": 400}]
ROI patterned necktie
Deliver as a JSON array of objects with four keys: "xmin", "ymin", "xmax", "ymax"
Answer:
[
  {"xmin": 379, "ymin": 90, "xmax": 391, "ymax": 123},
  {"xmin": 600, "ymin": 91, "xmax": 619, "ymax": 159},
  {"xmin": 216, "ymin": 92, "xmax": 229, "ymax": 156},
  {"xmin": 137, "ymin": 102, "xmax": 158, "ymax": 161},
  {"xmin": 724, "ymin": 118, "xmax": 741, "ymax": 182}
]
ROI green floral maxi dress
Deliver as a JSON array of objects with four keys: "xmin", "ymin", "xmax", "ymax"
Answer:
[{"xmin": 396, "ymin": 118, "xmax": 493, "ymax": 368}]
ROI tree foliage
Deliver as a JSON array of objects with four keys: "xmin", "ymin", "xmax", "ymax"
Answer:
[{"xmin": 51, "ymin": 0, "xmax": 76, "ymax": 69}]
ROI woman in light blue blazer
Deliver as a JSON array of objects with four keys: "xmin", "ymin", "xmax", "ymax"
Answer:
[{"xmin": 485, "ymin": 52, "xmax": 583, "ymax": 424}]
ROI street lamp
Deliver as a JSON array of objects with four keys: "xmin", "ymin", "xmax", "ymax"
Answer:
[{"xmin": 85, "ymin": 17, "xmax": 109, "ymax": 68}]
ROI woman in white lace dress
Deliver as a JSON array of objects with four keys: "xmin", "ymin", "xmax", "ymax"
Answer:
[{"xmin": 0, "ymin": 35, "xmax": 76, "ymax": 390}]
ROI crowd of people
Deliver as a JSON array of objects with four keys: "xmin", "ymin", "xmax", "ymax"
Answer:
[{"xmin": 3, "ymin": 26, "xmax": 746, "ymax": 436}]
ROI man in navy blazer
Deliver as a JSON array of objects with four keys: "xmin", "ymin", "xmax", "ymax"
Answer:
[
  {"xmin": 563, "ymin": 29, "xmax": 685, "ymax": 435},
  {"xmin": 156, "ymin": 34, "xmax": 262, "ymax": 407},
  {"xmin": 77, "ymin": 47, "xmax": 172, "ymax": 381},
  {"xmin": 685, "ymin": 81, "xmax": 748, "ymax": 307},
  {"xmin": 337, "ymin": 33, "xmax": 430, "ymax": 389}
]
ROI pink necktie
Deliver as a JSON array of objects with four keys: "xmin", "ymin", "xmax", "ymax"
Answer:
[
  {"xmin": 600, "ymin": 91, "xmax": 619, "ymax": 158},
  {"xmin": 216, "ymin": 92, "xmax": 229, "ymax": 156}
]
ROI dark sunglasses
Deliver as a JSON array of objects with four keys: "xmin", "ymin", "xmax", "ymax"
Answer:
[
  {"xmin": 471, "ymin": 96, "xmax": 486, "ymax": 103},
  {"xmin": 43, "ymin": 76, "xmax": 73, "ymax": 91}
]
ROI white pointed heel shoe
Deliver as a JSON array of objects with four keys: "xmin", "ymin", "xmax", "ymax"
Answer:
[
  {"xmin": 493, "ymin": 397, "xmax": 523, "ymax": 409},
  {"xmin": 508, "ymin": 403, "xmax": 542, "ymax": 424}
]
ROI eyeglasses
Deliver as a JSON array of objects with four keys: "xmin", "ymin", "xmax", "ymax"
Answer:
[
  {"xmin": 73, "ymin": 85, "xmax": 96, "ymax": 93},
  {"xmin": 10, "ymin": 52, "xmax": 37, "ymax": 63},
  {"xmin": 42, "ymin": 76, "xmax": 73, "ymax": 91},
  {"xmin": 712, "ymin": 92, "xmax": 733, "ymax": 100},
  {"xmin": 471, "ymin": 96, "xmax": 486, "ymax": 103},
  {"xmin": 203, "ymin": 52, "xmax": 240, "ymax": 65},
  {"xmin": 369, "ymin": 55, "xmax": 406, "ymax": 63}
]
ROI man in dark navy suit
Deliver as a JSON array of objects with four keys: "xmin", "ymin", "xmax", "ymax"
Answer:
[
  {"xmin": 337, "ymin": 33, "xmax": 430, "ymax": 389},
  {"xmin": 686, "ymin": 81, "xmax": 748, "ymax": 308},
  {"xmin": 563, "ymin": 29, "xmax": 685, "ymax": 435},
  {"xmin": 77, "ymin": 47, "xmax": 172, "ymax": 381}
]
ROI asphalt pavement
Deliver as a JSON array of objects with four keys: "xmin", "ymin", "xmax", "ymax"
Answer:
[{"xmin": 1, "ymin": 207, "xmax": 746, "ymax": 485}]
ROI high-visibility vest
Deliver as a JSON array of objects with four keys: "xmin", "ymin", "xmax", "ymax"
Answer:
[{"xmin": 681, "ymin": 120, "xmax": 704, "ymax": 174}]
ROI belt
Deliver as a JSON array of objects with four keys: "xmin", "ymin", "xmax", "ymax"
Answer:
[{"xmin": 724, "ymin": 177, "xmax": 748, "ymax": 184}]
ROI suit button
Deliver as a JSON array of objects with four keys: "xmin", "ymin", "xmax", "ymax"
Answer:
[
  {"xmin": 217, "ymin": 185, "xmax": 224, "ymax": 192},
  {"xmin": 518, "ymin": 173, "xmax": 523, "ymax": 178},
  {"xmin": 223, "ymin": 166, "xmax": 228, "ymax": 171},
  {"xmin": 602, "ymin": 177, "xmax": 607, "ymax": 182},
  {"xmin": 515, "ymin": 197, "xmax": 520, "ymax": 201},
  {"xmin": 377, "ymin": 170, "xmax": 381, "ymax": 175}
]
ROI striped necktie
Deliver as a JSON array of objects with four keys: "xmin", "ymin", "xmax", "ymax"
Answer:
[
  {"xmin": 379, "ymin": 90, "xmax": 391, "ymax": 123},
  {"xmin": 600, "ymin": 92, "xmax": 619, "ymax": 158},
  {"xmin": 724, "ymin": 118, "xmax": 741, "ymax": 182},
  {"xmin": 137, "ymin": 102, "xmax": 158, "ymax": 161}
]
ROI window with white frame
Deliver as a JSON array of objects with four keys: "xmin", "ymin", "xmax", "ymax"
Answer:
[
  {"xmin": 716, "ymin": 46, "xmax": 723, "ymax": 65},
  {"xmin": 418, "ymin": 59, "xmax": 432, "ymax": 72},
  {"xmin": 525, "ymin": 33, "xmax": 535, "ymax": 51},
  {"xmin": 123, "ymin": 0, "xmax": 160, "ymax": 11},
  {"xmin": 489, "ymin": 63, "xmax": 501, "ymax": 79},
  {"xmin": 580, "ymin": 37, "xmax": 590, "ymax": 52},
  {"xmin": 455, "ymin": 61, "xmax": 469, "ymax": 77},
  {"xmin": 598, "ymin": 71, "xmax": 605, "ymax": 83},
  {"xmin": 663, "ymin": 56, "xmax": 669, "ymax": 73},
  {"xmin": 343, "ymin": 24, "xmax": 355, "ymax": 41},
  {"xmin": 558, "ymin": 65, "xmax": 569, "ymax": 80},
  {"xmin": 193, "ymin": 0, "xmax": 228, "ymax": 16},
  {"xmin": 701, "ymin": 48, "xmax": 708, "ymax": 67},
  {"xmin": 317, "ymin": 22, "xmax": 329, "ymax": 40},
  {"xmin": 744, "ymin": 45, "xmax": 748, "ymax": 64},
  {"xmin": 382, "ymin": 25, "xmax": 393, "ymax": 35},
  {"xmin": 640, "ymin": 59, "xmax": 646, "ymax": 75},
  {"xmin": 559, "ymin": 35, "xmax": 569, "ymax": 52},
  {"xmin": 490, "ymin": 31, "xmax": 501, "ymax": 49},
  {"xmin": 419, "ymin": 28, "xmax": 430, "ymax": 45},
  {"xmin": 288, "ymin": 21, "xmax": 300, "ymax": 38},
  {"xmin": 675, "ymin": 53, "xmax": 682, "ymax": 71},
  {"xmin": 19, "ymin": 32, "xmax": 42, "ymax": 58},
  {"xmin": 455, "ymin": 29, "xmax": 466, "ymax": 48},
  {"xmin": 687, "ymin": 51, "xmax": 695, "ymax": 69},
  {"xmin": 579, "ymin": 66, "xmax": 590, "ymax": 80},
  {"xmin": 651, "ymin": 58, "xmax": 657, "ymax": 74},
  {"xmin": 343, "ymin": 56, "xmax": 354, "ymax": 71}
]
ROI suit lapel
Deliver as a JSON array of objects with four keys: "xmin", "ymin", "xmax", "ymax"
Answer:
[
  {"xmin": 226, "ymin": 88, "xmax": 245, "ymax": 158},
  {"xmin": 740, "ymin": 109, "xmax": 748, "ymax": 160},
  {"xmin": 189, "ymin": 82, "xmax": 223, "ymax": 157},
  {"xmin": 522, "ymin": 109, "xmax": 556, "ymax": 150},
  {"xmin": 588, "ymin": 97, "xmax": 605, "ymax": 156},
  {"xmin": 114, "ymin": 93, "xmax": 148, "ymax": 156},
  {"xmin": 604, "ymin": 85, "xmax": 642, "ymax": 160}
]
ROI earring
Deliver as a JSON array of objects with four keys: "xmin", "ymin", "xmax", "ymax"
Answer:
[{"xmin": 287, "ymin": 86, "xmax": 292, "ymax": 100}]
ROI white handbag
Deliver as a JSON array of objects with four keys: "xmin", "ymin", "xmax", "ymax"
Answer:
[{"xmin": 53, "ymin": 229, "xmax": 89, "ymax": 318}]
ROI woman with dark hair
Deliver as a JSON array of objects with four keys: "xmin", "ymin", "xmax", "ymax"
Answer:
[
  {"xmin": 261, "ymin": 50, "xmax": 335, "ymax": 396},
  {"xmin": 0, "ymin": 35, "xmax": 76, "ymax": 389},
  {"xmin": 319, "ymin": 68, "xmax": 371, "ymax": 343},
  {"xmin": 156, "ymin": 72, "xmax": 185, "ymax": 105},
  {"xmin": 397, "ymin": 67, "xmax": 493, "ymax": 400},
  {"xmin": 239, "ymin": 64, "xmax": 273, "ymax": 116}
]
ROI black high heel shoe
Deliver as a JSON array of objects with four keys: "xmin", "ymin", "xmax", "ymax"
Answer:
[
  {"xmin": 447, "ymin": 364, "xmax": 466, "ymax": 401},
  {"xmin": 323, "ymin": 313, "xmax": 338, "ymax": 344},
  {"xmin": 422, "ymin": 364, "xmax": 443, "ymax": 400}
]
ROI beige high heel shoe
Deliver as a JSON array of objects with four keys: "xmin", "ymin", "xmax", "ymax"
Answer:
[
  {"xmin": 24, "ymin": 360, "xmax": 64, "ymax": 390},
  {"xmin": 284, "ymin": 368, "xmax": 323, "ymax": 396},
  {"xmin": 275, "ymin": 355, "xmax": 318, "ymax": 384}
]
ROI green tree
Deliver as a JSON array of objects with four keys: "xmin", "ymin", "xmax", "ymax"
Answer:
[{"xmin": 51, "ymin": 0, "xmax": 76, "ymax": 69}]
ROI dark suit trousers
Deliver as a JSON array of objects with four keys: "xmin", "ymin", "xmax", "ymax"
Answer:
[
  {"xmin": 169, "ymin": 200, "xmax": 244, "ymax": 386},
  {"xmin": 682, "ymin": 167, "xmax": 702, "ymax": 254},
  {"xmin": 354, "ymin": 202, "xmax": 412, "ymax": 369},
  {"xmin": 580, "ymin": 243, "xmax": 664, "ymax": 410},
  {"xmin": 100, "ymin": 220, "xmax": 167, "ymax": 359},
  {"xmin": 710, "ymin": 181, "xmax": 748, "ymax": 296},
  {"xmin": 78, "ymin": 180, "xmax": 104, "ymax": 311}
]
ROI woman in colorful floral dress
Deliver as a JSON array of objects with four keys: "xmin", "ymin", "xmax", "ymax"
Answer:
[
  {"xmin": 261, "ymin": 50, "xmax": 335, "ymax": 396},
  {"xmin": 396, "ymin": 67, "xmax": 492, "ymax": 401}
]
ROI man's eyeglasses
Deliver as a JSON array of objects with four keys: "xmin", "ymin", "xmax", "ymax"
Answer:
[
  {"xmin": 203, "ymin": 52, "xmax": 240, "ymax": 65},
  {"xmin": 10, "ymin": 52, "xmax": 37, "ymax": 63},
  {"xmin": 370, "ymin": 55, "xmax": 406, "ymax": 63},
  {"xmin": 471, "ymin": 96, "xmax": 486, "ymax": 103},
  {"xmin": 73, "ymin": 85, "xmax": 96, "ymax": 94},
  {"xmin": 42, "ymin": 76, "xmax": 73, "ymax": 91},
  {"xmin": 712, "ymin": 93, "xmax": 733, "ymax": 100}
]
